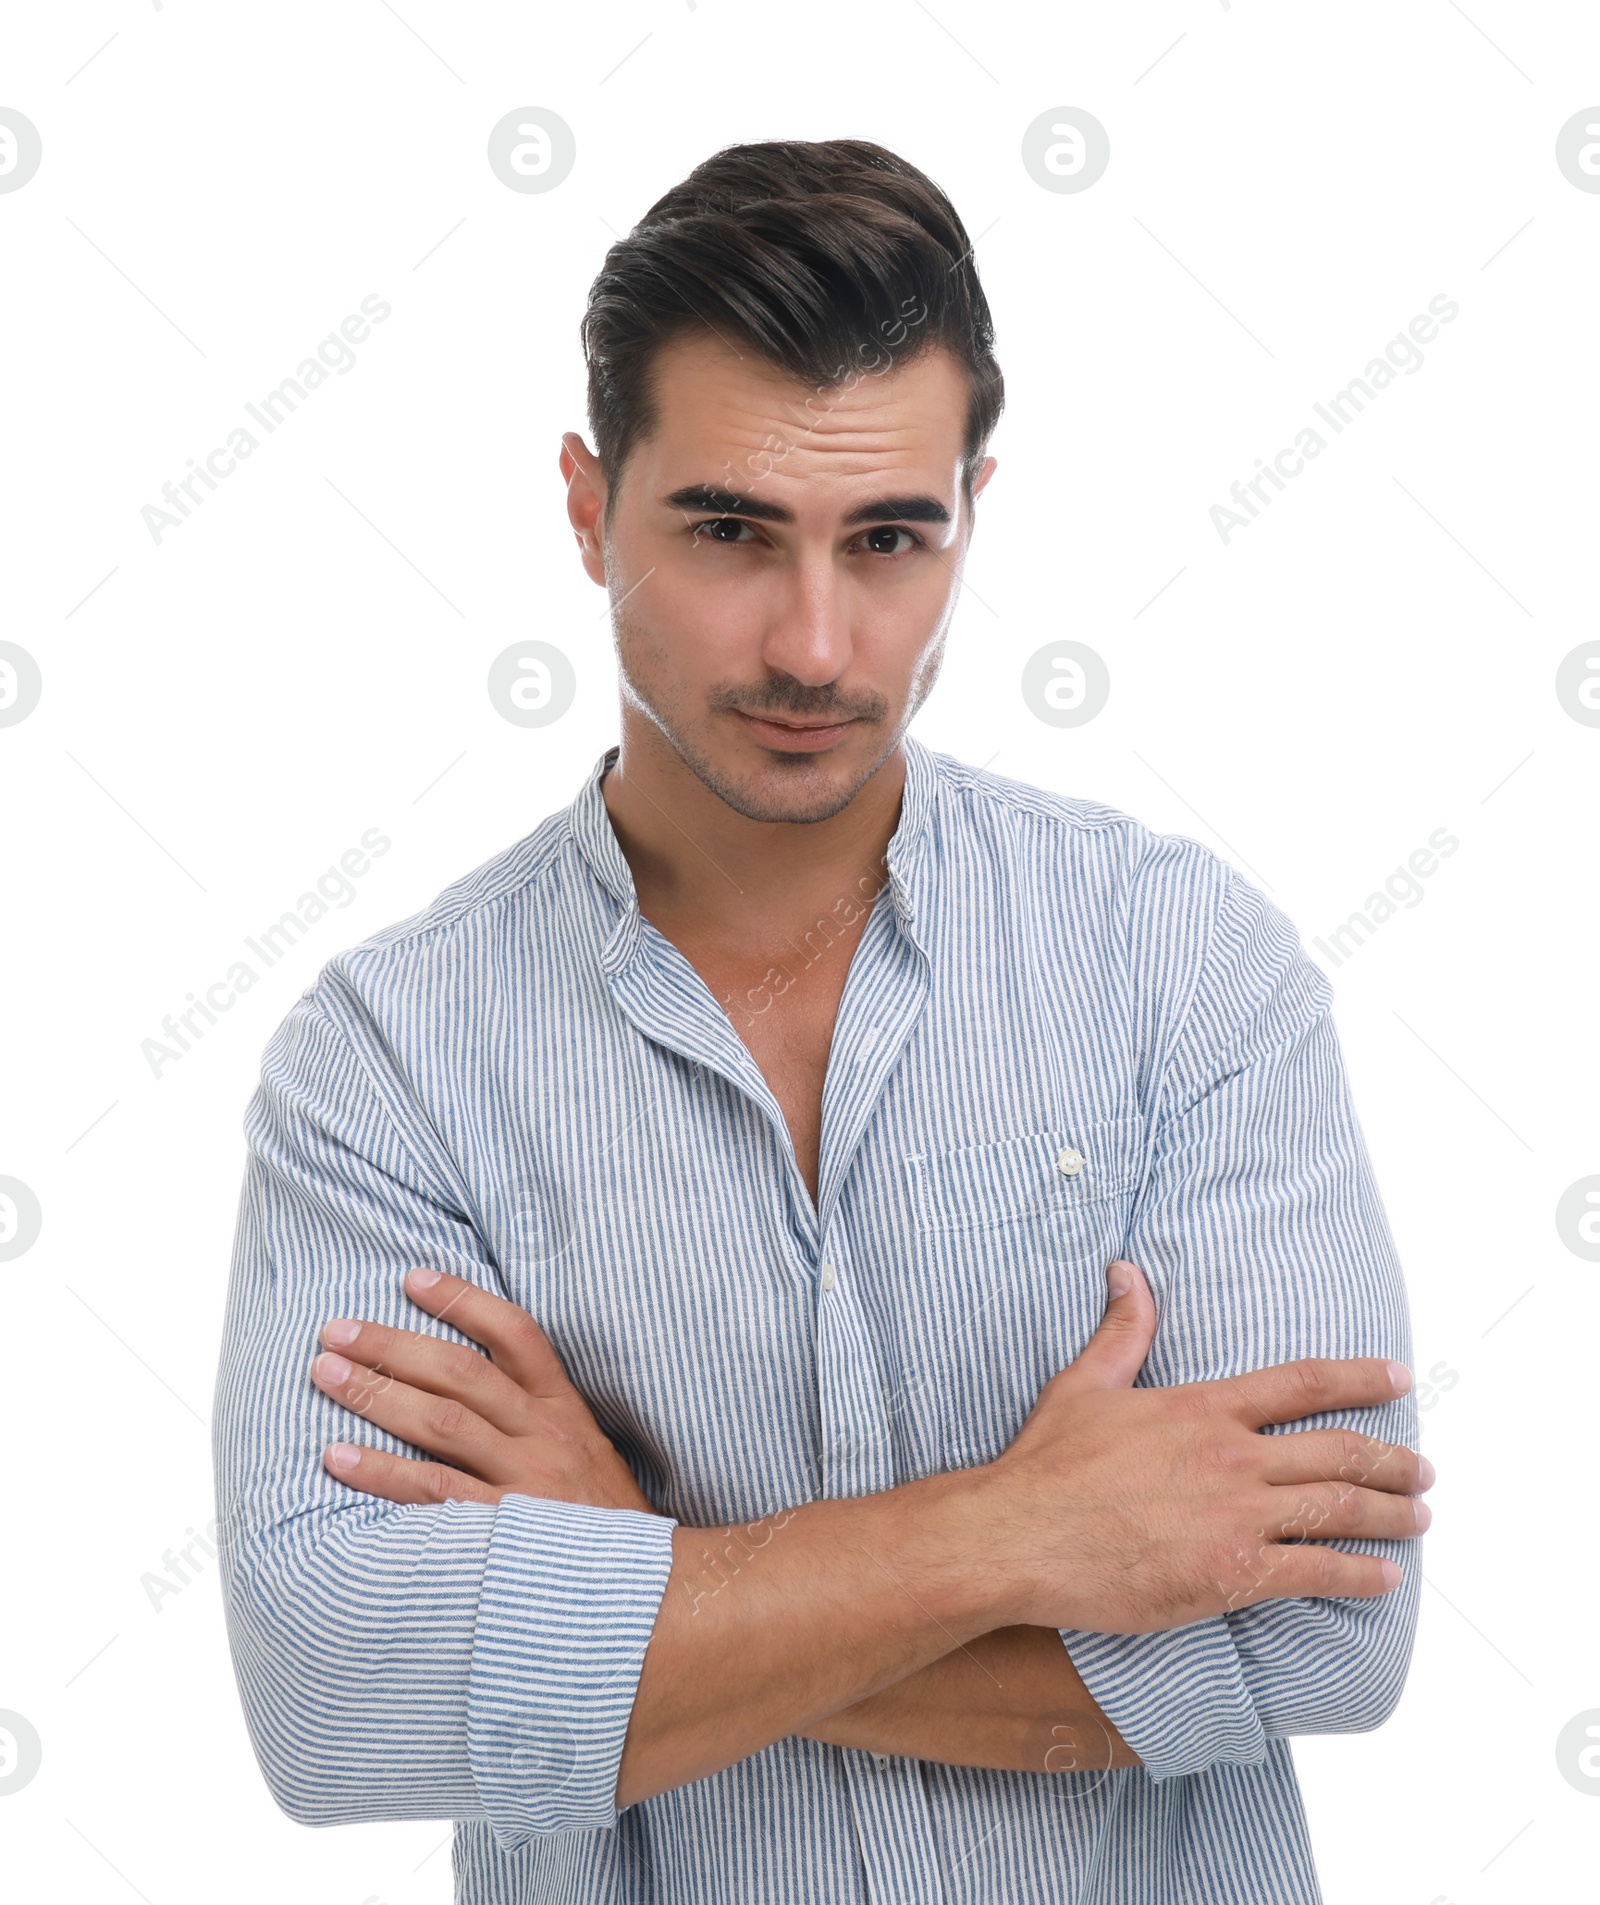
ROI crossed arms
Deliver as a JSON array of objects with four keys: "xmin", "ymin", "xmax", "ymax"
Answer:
[
  {"xmin": 212, "ymin": 869, "xmax": 1425, "ymax": 1843},
  {"xmin": 297, "ymin": 1256, "xmax": 1425, "ymax": 1807}
]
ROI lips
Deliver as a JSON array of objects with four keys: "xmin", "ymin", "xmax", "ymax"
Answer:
[{"xmin": 732, "ymin": 709, "xmax": 855, "ymax": 751}]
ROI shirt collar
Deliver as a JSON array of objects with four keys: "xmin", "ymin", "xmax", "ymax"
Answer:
[
  {"xmin": 566, "ymin": 732, "xmax": 939, "ymax": 947},
  {"xmin": 565, "ymin": 742, "xmax": 637, "ymax": 915}
]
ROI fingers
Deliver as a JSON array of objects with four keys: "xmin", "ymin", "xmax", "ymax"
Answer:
[
  {"xmin": 1219, "ymin": 1445, "xmax": 1432, "ymax": 1614},
  {"xmin": 319, "ymin": 1314, "xmax": 535, "ymax": 1437},
  {"xmin": 310, "ymin": 1349, "xmax": 507, "ymax": 1480},
  {"xmin": 1049, "ymin": 1259, "xmax": 1157, "ymax": 1392},
  {"xmin": 1256, "ymin": 1426, "xmax": 1435, "ymax": 1497},
  {"xmin": 1212, "ymin": 1541, "xmax": 1407, "ymax": 1614},
  {"xmin": 1257, "ymin": 1474, "xmax": 1430, "ymax": 1545},
  {"xmin": 322, "ymin": 1440, "xmax": 500, "ymax": 1507},
  {"xmin": 399, "ymin": 1268, "xmax": 575, "ymax": 1396},
  {"xmin": 1213, "ymin": 1355, "xmax": 1414, "ymax": 1429}
]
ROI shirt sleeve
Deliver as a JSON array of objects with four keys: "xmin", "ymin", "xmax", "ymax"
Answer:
[
  {"xmin": 1056, "ymin": 844, "xmax": 1422, "ymax": 1782},
  {"xmin": 211, "ymin": 963, "xmax": 678, "ymax": 1845}
]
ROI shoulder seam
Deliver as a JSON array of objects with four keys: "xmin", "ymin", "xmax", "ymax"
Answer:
[
  {"xmin": 293, "ymin": 981, "xmax": 464, "ymax": 1210},
  {"xmin": 334, "ymin": 814, "xmax": 575, "ymax": 968},
  {"xmin": 929, "ymin": 749, "xmax": 1152, "ymax": 840}
]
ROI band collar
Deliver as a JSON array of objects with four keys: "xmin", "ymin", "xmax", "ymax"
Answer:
[{"xmin": 566, "ymin": 732, "xmax": 938, "ymax": 949}]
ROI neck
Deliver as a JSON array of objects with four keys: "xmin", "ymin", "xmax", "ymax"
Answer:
[{"xmin": 600, "ymin": 706, "xmax": 907, "ymax": 942}]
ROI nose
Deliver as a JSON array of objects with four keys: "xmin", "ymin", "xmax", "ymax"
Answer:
[{"xmin": 758, "ymin": 552, "xmax": 854, "ymax": 690}]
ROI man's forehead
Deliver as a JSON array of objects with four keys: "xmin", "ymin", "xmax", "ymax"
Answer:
[{"xmin": 641, "ymin": 330, "xmax": 968, "ymax": 495}]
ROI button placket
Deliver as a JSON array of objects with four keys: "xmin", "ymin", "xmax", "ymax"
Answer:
[{"xmin": 814, "ymin": 1243, "xmax": 898, "ymax": 1497}]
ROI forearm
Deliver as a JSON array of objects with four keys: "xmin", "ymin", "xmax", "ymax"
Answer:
[
  {"xmin": 798, "ymin": 1625, "xmax": 1143, "ymax": 1773},
  {"xmin": 617, "ymin": 1467, "xmax": 1010, "ymax": 1807}
]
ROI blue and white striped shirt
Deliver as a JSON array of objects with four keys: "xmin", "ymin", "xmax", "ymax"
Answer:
[{"xmin": 214, "ymin": 735, "xmax": 1420, "ymax": 1905}]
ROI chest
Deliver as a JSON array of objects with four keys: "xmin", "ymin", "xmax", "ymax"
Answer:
[
  {"xmin": 447, "ymin": 908, "xmax": 1147, "ymax": 1525},
  {"xmin": 655, "ymin": 914, "xmax": 875, "ymax": 1205}
]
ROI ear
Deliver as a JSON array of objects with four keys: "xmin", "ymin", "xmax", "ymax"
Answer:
[{"xmin": 559, "ymin": 432, "xmax": 608, "ymax": 588}]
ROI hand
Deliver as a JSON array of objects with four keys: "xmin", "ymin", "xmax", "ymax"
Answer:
[
  {"xmin": 976, "ymin": 1258, "xmax": 1435, "ymax": 1635},
  {"xmin": 309, "ymin": 1267, "xmax": 656, "ymax": 1513}
]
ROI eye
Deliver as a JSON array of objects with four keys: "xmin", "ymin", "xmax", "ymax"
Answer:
[
  {"xmin": 685, "ymin": 518, "xmax": 927, "ymax": 556},
  {"xmin": 856, "ymin": 525, "xmax": 925, "ymax": 558},
  {"xmin": 689, "ymin": 517, "xmax": 756, "ymax": 546}
]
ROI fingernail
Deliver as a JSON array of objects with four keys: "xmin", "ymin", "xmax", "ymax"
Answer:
[
  {"xmin": 326, "ymin": 1443, "xmax": 361, "ymax": 1472},
  {"xmin": 1380, "ymin": 1560, "xmax": 1402, "ymax": 1588},
  {"xmin": 322, "ymin": 1319, "xmax": 361, "ymax": 1348},
  {"xmin": 407, "ymin": 1267, "xmax": 442, "ymax": 1291},
  {"xmin": 1417, "ymin": 1455, "xmax": 1436, "ymax": 1489},
  {"xmin": 1412, "ymin": 1499, "xmax": 1432, "ymax": 1533},
  {"xmin": 315, "ymin": 1352, "xmax": 352, "ymax": 1385},
  {"xmin": 1387, "ymin": 1362, "xmax": 1412, "ymax": 1394},
  {"xmin": 1106, "ymin": 1260, "xmax": 1133, "ymax": 1298}
]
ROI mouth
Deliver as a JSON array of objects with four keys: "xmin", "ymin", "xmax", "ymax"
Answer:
[{"xmin": 731, "ymin": 709, "xmax": 858, "ymax": 753}]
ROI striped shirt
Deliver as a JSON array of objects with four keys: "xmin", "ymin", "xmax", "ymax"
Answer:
[{"xmin": 213, "ymin": 735, "xmax": 1420, "ymax": 1905}]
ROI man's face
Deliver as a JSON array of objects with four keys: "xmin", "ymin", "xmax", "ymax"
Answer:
[{"xmin": 561, "ymin": 329, "xmax": 995, "ymax": 824}]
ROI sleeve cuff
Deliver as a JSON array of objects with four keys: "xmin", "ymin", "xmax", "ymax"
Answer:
[
  {"xmin": 1058, "ymin": 1617, "xmax": 1269, "ymax": 1782},
  {"xmin": 467, "ymin": 1492, "xmax": 678, "ymax": 1846}
]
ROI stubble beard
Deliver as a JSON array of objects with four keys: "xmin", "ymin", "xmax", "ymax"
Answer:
[{"xmin": 610, "ymin": 591, "xmax": 946, "ymax": 826}]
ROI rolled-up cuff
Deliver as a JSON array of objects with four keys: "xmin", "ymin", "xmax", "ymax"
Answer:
[
  {"xmin": 1058, "ymin": 1617, "xmax": 1268, "ymax": 1782},
  {"xmin": 467, "ymin": 1492, "xmax": 678, "ymax": 1847}
]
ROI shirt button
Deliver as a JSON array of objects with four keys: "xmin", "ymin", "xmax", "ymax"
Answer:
[
  {"xmin": 1056, "ymin": 1146, "xmax": 1084, "ymax": 1178},
  {"xmin": 821, "ymin": 1262, "xmax": 837, "ymax": 1291},
  {"xmin": 871, "ymin": 1752, "xmax": 891, "ymax": 1767}
]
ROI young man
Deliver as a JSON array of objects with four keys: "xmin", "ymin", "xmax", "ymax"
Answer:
[{"xmin": 214, "ymin": 139, "xmax": 1431, "ymax": 1904}]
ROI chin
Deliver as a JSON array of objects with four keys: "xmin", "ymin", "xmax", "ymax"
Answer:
[
  {"xmin": 712, "ymin": 760, "xmax": 863, "ymax": 826},
  {"xmin": 689, "ymin": 733, "xmax": 877, "ymax": 826}
]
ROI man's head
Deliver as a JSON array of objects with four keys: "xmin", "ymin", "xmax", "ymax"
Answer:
[{"xmin": 561, "ymin": 139, "xmax": 1003, "ymax": 825}]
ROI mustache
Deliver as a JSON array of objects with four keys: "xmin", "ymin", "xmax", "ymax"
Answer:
[{"xmin": 710, "ymin": 683, "xmax": 888, "ymax": 723}]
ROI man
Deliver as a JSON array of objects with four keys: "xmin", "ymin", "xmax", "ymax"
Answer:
[{"xmin": 214, "ymin": 139, "xmax": 1431, "ymax": 1905}]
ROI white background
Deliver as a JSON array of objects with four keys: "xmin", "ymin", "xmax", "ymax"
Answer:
[{"xmin": 2, "ymin": 3, "xmax": 1597, "ymax": 1901}]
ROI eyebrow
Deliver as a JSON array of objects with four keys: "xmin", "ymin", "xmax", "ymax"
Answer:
[{"xmin": 661, "ymin": 483, "xmax": 952, "ymax": 528}]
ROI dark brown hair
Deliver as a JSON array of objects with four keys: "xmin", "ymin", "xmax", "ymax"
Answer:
[{"xmin": 580, "ymin": 138, "xmax": 1004, "ymax": 512}]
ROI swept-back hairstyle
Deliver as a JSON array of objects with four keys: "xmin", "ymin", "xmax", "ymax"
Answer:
[{"xmin": 580, "ymin": 138, "xmax": 1003, "ymax": 510}]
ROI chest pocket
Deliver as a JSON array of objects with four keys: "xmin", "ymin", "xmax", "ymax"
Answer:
[
  {"xmin": 901, "ymin": 1112, "xmax": 1148, "ymax": 1474},
  {"xmin": 907, "ymin": 1111, "xmax": 1146, "ymax": 1233}
]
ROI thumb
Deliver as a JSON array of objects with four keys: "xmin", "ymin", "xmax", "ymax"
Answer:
[{"xmin": 1055, "ymin": 1259, "xmax": 1155, "ymax": 1391}]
